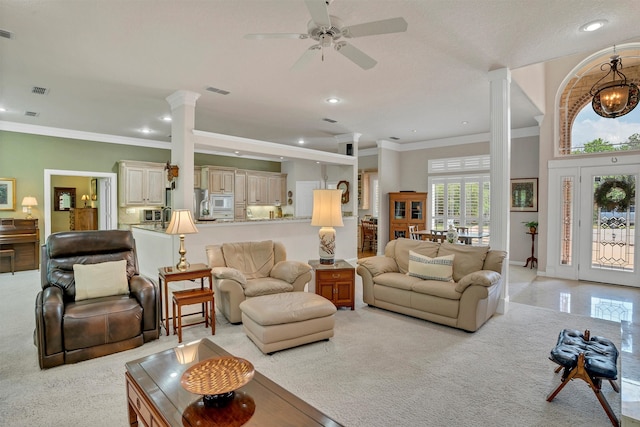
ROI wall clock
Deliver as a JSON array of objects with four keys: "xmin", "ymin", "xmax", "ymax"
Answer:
[{"xmin": 337, "ymin": 180, "xmax": 350, "ymax": 204}]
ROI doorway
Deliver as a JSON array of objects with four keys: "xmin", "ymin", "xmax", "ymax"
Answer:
[
  {"xmin": 578, "ymin": 165, "xmax": 638, "ymax": 286},
  {"xmin": 44, "ymin": 169, "xmax": 118, "ymax": 240}
]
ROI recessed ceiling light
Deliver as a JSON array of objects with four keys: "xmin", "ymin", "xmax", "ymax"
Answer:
[
  {"xmin": 580, "ymin": 20, "xmax": 607, "ymax": 32},
  {"xmin": 140, "ymin": 128, "xmax": 151, "ymax": 134},
  {"xmin": 0, "ymin": 107, "xmax": 6, "ymax": 112},
  {"xmin": 162, "ymin": 116, "xmax": 171, "ymax": 122},
  {"xmin": 298, "ymin": 139, "xmax": 305, "ymax": 144},
  {"xmin": 411, "ymin": 129, "xmax": 417, "ymax": 133},
  {"xmin": 234, "ymin": 151, "xmax": 240, "ymax": 154},
  {"xmin": 461, "ymin": 121, "xmax": 469, "ymax": 125},
  {"xmin": 326, "ymin": 97, "xmax": 340, "ymax": 104}
]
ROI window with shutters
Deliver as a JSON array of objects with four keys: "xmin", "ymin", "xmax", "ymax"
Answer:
[{"xmin": 428, "ymin": 155, "xmax": 490, "ymax": 241}]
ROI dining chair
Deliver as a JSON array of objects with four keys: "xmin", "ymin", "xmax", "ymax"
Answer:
[
  {"xmin": 361, "ymin": 220, "xmax": 378, "ymax": 252},
  {"xmin": 409, "ymin": 225, "xmax": 420, "ymax": 240}
]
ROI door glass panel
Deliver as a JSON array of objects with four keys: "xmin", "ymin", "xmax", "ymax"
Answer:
[
  {"xmin": 590, "ymin": 175, "xmax": 635, "ymax": 272},
  {"xmin": 394, "ymin": 201, "xmax": 406, "ymax": 219},
  {"xmin": 411, "ymin": 201, "xmax": 423, "ymax": 220},
  {"xmin": 561, "ymin": 176, "xmax": 574, "ymax": 266}
]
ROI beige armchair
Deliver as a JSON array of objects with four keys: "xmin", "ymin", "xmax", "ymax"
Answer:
[{"xmin": 205, "ymin": 240, "xmax": 312, "ymax": 323}]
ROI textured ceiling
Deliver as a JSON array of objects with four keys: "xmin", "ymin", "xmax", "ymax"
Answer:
[{"xmin": 1, "ymin": 0, "xmax": 639, "ymax": 154}]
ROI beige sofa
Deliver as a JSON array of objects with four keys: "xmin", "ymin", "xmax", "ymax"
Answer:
[
  {"xmin": 205, "ymin": 240, "xmax": 312, "ymax": 323},
  {"xmin": 357, "ymin": 238, "xmax": 506, "ymax": 332}
]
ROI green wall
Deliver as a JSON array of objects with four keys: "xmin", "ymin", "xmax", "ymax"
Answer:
[{"xmin": 0, "ymin": 130, "xmax": 281, "ymax": 225}]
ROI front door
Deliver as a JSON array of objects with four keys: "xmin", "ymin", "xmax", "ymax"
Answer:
[{"xmin": 578, "ymin": 165, "xmax": 638, "ymax": 286}]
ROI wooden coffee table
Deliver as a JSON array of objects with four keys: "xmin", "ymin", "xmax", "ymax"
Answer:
[{"xmin": 125, "ymin": 339, "xmax": 343, "ymax": 426}]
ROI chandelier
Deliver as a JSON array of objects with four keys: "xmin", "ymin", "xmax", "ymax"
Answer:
[{"xmin": 590, "ymin": 54, "xmax": 639, "ymax": 118}]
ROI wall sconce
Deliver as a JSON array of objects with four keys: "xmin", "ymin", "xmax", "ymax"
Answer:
[
  {"xmin": 165, "ymin": 161, "xmax": 179, "ymax": 183},
  {"xmin": 21, "ymin": 196, "xmax": 38, "ymax": 219}
]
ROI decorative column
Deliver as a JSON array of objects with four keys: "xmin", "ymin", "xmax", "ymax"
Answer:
[
  {"xmin": 488, "ymin": 68, "xmax": 511, "ymax": 314},
  {"xmin": 166, "ymin": 90, "xmax": 201, "ymax": 210}
]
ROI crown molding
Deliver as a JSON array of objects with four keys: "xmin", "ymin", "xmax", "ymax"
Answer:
[{"xmin": 0, "ymin": 121, "xmax": 171, "ymax": 149}]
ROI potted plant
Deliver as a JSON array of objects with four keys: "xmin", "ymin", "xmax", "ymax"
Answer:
[{"xmin": 523, "ymin": 220, "xmax": 538, "ymax": 233}]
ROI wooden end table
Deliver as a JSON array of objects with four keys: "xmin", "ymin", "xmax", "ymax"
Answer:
[
  {"xmin": 309, "ymin": 260, "xmax": 355, "ymax": 310},
  {"xmin": 158, "ymin": 263, "xmax": 213, "ymax": 336}
]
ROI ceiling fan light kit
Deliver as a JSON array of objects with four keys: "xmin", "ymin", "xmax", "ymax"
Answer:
[{"xmin": 245, "ymin": 0, "xmax": 407, "ymax": 70}]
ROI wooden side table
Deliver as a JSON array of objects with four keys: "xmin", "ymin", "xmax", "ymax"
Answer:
[
  {"xmin": 524, "ymin": 232, "xmax": 538, "ymax": 269},
  {"xmin": 309, "ymin": 259, "xmax": 355, "ymax": 310},
  {"xmin": 158, "ymin": 263, "xmax": 213, "ymax": 336}
]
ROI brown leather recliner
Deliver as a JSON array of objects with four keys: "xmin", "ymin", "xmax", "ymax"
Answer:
[{"xmin": 35, "ymin": 230, "xmax": 160, "ymax": 369}]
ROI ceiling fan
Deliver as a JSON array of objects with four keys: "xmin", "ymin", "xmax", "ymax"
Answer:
[{"xmin": 244, "ymin": 0, "xmax": 408, "ymax": 70}]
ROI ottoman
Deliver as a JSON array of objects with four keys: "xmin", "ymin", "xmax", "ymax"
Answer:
[{"xmin": 239, "ymin": 292, "xmax": 337, "ymax": 354}]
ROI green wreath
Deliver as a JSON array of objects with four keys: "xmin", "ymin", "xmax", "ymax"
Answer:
[{"xmin": 594, "ymin": 178, "xmax": 635, "ymax": 212}]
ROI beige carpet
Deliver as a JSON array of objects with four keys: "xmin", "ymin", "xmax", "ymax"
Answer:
[{"xmin": 0, "ymin": 270, "xmax": 621, "ymax": 426}]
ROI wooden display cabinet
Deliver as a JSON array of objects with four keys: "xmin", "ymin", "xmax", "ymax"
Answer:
[{"xmin": 388, "ymin": 192, "xmax": 427, "ymax": 240}]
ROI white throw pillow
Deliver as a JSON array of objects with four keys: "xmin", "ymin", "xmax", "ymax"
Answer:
[
  {"xmin": 407, "ymin": 250, "xmax": 455, "ymax": 282},
  {"xmin": 73, "ymin": 260, "xmax": 129, "ymax": 301}
]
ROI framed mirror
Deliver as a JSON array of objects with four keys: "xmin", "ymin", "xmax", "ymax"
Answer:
[
  {"xmin": 337, "ymin": 180, "xmax": 350, "ymax": 204},
  {"xmin": 54, "ymin": 187, "xmax": 76, "ymax": 211}
]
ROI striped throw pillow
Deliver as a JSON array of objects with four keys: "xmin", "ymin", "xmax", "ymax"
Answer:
[{"xmin": 407, "ymin": 250, "xmax": 455, "ymax": 282}]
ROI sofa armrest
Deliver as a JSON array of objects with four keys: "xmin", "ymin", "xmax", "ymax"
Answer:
[
  {"xmin": 356, "ymin": 256, "xmax": 398, "ymax": 276},
  {"xmin": 270, "ymin": 260, "xmax": 312, "ymax": 284},
  {"xmin": 129, "ymin": 275, "xmax": 159, "ymax": 338},
  {"xmin": 35, "ymin": 285, "xmax": 64, "ymax": 368},
  {"xmin": 455, "ymin": 270, "xmax": 502, "ymax": 293},
  {"xmin": 212, "ymin": 266, "xmax": 247, "ymax": 286}
]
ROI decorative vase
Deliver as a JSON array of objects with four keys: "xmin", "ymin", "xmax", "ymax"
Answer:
[
  {"xmin": 446, "ymin": 225, "xmax": 459, "ymax": 243},
  {"xmin": 529, "ymin": 226, "xmax": 537, "ymax": 234}
]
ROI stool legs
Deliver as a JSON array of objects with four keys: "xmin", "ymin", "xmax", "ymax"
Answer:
[{"xmin": 547, "ymin": 353, "xmax": 620, "ymax": 427}]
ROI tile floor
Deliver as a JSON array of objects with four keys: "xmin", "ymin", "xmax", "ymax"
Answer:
[{"xmin": 509, "ymin": 264, "xmax": 640, "ymax": 324}]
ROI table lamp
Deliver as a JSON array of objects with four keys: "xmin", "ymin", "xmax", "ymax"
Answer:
[
  {"xmin": 311, "ymin": 189, "xmax": 344, "ymax": 265},
  {"xmin": 165, "ymin": 209, "xmax": 199, "ymax": 271},
  {"xmin": 21, "ymin": 196, "xmax": 38, "ymax": 219},
  {"xmin": 81, "ymin": 194, "xmax": 90, "ymax": 207}
]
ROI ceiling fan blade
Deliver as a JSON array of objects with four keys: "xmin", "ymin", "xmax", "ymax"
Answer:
[
  {"xmin": 244, "ymin": 33, "xmax": 308, "ymax": 40},
  {"xmin": 334, "ymin": 42, "xmax": 377, "ymax": 70},
  {"xmin": 291, "ymin": 45, "xmax": 321, "ymax": 71},
  {"xmin": 304, "ymin": 0, "xmax": 331, "ymax": 29},
  {"xmin": 342, "ymin": 17, "xmax": 408, "ymax": 38}
]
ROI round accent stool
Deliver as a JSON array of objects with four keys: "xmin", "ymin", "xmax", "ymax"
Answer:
[{"xmin": 239, "ymin": 292, "xmax": 337, "ymax": 354}]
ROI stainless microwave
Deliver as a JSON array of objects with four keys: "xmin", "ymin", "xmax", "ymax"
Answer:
[{"xmin": 142, "ymin": 209, "xmax": 162, "ymax": 222}]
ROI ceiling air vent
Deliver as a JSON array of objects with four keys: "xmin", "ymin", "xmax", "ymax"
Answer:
[
  {"xmin": 0, "ymin": 29, "xmax": 14, "ymax": 39},
  {"xmin": 25, "ymin": 111, "xmax": 40, "ymax": 117},
  {"xmin": 206, "ymin": 86, "xmax": 230, "ymax": 95},
  {"xmin": 389, "ymin": 136, "xmax": 400, "ymax": 140},
  {"xmin": 31, "ymin": 86, "xmax": 49, "ymax": 95},
  {"xmin": 322, "ymin": 118, "xmax": 337, "ymax": 123}
]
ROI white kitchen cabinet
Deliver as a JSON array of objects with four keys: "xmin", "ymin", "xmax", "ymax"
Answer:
[
  {"xmin": 247, "ymin": 173, "xmax": 268, "ymax": 205},
  {"xmin": 119, "ymin": 161, "xmax": 165, "ymax": 207},
  {"xmin": 267, "ymin": 174, "xmax": 286, "ymax": 205},
  {"xmin": 234, "ymin": 171, "xmax": 246, "ymax": 203},
  {"xmin": 208, "ymin": 169, "xmax": 234, "ymax": 194},
  {"xmin": 194, "ymin": 166, "xmax": 201, "ymax": 189}
]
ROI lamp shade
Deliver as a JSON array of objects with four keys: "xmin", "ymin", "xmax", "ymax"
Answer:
[
  {"xmin": 165, "ymin": 209, "xmax": 198, "ymax": 235},
  {"xmin": 21, "ymin": 196, "xmax": 38, "ymax": 207},
  {"xmin": 311, "ymin": 189, "xmax": 344, "ymax": 227}
]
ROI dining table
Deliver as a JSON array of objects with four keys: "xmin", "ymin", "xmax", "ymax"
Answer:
[{"xmin": 413, "ymin": 229, "xmax": 489, "ymax": 245}]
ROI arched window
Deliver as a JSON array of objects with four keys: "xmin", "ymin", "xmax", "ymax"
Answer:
[{"xmin": 571, "ymin": 105, "xmax": 640, "ymax": 154}]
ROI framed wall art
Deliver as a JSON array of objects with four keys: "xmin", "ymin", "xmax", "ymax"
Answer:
[
  {"xmin": 0, "ymin": 178, "xmax": 16, "ymax": 211},
  {"xmin": 510, "ymin": 178, "xmax": 538, "ymax": 212},
  {"xmin": 91, "ymin": 178, "xmax": 98, "ymax": 201}
]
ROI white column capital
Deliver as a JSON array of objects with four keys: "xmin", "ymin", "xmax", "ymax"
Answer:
[
  {"xmin": 166, "ymin": 90, "xmax": 201, "ymax": 110},
  {"xmin": 488, "ymin": 67, "xmax": 511, "ymax": 83},
  {"xmin": 334, "ymin": 133, "xmax": 362, "ymax": 144}
]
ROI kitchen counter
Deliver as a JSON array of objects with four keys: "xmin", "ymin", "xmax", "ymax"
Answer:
[{"xmin": 131, "ymin": 216, "xmax": 358, "ymax": 279}]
